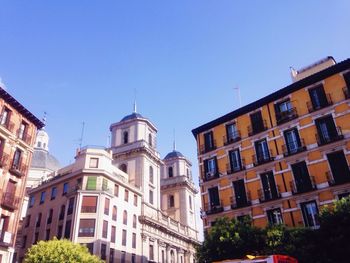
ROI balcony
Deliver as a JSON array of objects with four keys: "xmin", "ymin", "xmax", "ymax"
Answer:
[
  {"xmin": 276, "ymin": 108, "xmax": 298, "ymax": 125},
  {"xmin": 200, "ymin": 141, "xmax": 217, "ymax": 154},
  {"xmin": 1, "ymin": 193, "xmax": 20, "ymax": 211},
  {"xmin": 0, "ymin": 154, "xmax": 9, "ymax": 168},
  {"xmin": 282, "ymin": 139, "xmax": 307, "ymax": 157},
  {"xmin": 326, "ymin": 171, "xmax": 350, "ymax": 186},
  {"xmin": 230, "ymin": 192, "xmax": 251, "ymax": 210},
  {"xmin": 18, "ymin": 131, "xmax": 32, "ymax": 145},
  {"xmin": 316, "ymin": 127, "xmax": 344, "ymax": 146},
  {"xmin": 0, "ymin": 120, "xmax": 15, "ymax": 133},
  {"xmin": 223, "ymin": 131, "xmax": 241, "ymax": 145},
  {"xmin": 290, "ymin": 176, "xmax": 317, "ymax": 194},
  {"xmin": 202, "ymin": 170, "xmax": 220, "ymax": 182},
  {"xmin": 203, "ymin": 200, "xmax": 224, "ymax": 215},
  {"xmin": 248, "ymin": 120, "xmax": 268, "ymax": 136},
  {"xmin": 9, "ymin": 162, "xmax": 27, "ymax": 177},
  {"xmin": 226, "ymin": 160, "xmax": 245, "ymax": 175},
  {"xmin": 306, "ymin": 94, "xmax": 332, "ymax": 113},
  {"xmin": 81, "ymin": 206, "xmax": 97, "ymax": 213},
  {"xmin": 253, "ymin": 151, "xmax": 274, "ymax": 166},
  {"xmin": 0, "ymin": 231, "xmax": 13, "ymax": 247},
  {"xmin": 258, "ymin": 185, "xmax": 281, "ymax": 203}
]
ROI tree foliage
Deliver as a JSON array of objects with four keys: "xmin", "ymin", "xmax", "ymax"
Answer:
[
  {"xmin": 197, "ymin": 197, "xmax": 350, "ymax": 263},
  {"xmin": 24, "ymin": 238, "xmax": 103, "ymax": 263}
]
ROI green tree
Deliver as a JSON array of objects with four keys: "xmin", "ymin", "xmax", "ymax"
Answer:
[
  {"xmin": 24, "ymin": 238, "xmax": 103, "ymax": 263},
  {"xmin": 196, "ymin": 217, "xmax": 265, "ymax": 262}
]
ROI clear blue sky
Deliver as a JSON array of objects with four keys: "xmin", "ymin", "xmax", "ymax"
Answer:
[{"xmin": 1, "ymin": 1, "xmax": 350, "ymax": 180}]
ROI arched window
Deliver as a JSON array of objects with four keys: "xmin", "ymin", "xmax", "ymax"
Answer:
[
  {"xmin": 148, "ymin": 133, "xmax": 152, "ymax": 146},
  {"xmin": 186, "ymin": 168, "xmax": 190, "ymax": 178},
  {"xmin": 112, "ymin": 206, "xmax": 117, "ymax": 221},
  {"xmin": 149, "ymin": 166, "xmax": 154, "ymax": 184},
  {"xmin": 169, "ymin": 195, "xmax": 175, "ymax": 208},
  {"xmin": 168, "ymin": 166, "xmax": 173, "ymax": 178},
  {"xmin": 133, "ymin": 214, "xmax": 137, "ymax": 228},
  {"xmin": 123, "ymin": 131, "xmax": 129, "ymax": 144},
  {"xmin": 37, "ymin": 141, "xmax": 42, "ymax": 148},
  {"xmin": 119, "ymin": 164, "xmax": 127, "ymax": 173},
  {"xmin": 123, "ymin": 210, "xmax": 128, "ymax": 225},
  {"xmin": 170, "ymin": 250, "xmax": 175, "ymax": 263}
]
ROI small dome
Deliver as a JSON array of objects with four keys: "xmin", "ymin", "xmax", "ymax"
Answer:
[
  {"xmin": 121, "ymin": 112, "xmax": 144, "ymax": 122},
  {"xmin": 164, "ymin": 150, "xmax": 184, "ymax": 160},
  {"xmin": 31, "ymin": 149, "xmax": 61, "ymax": 172}
]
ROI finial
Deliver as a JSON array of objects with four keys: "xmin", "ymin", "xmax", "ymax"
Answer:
[
  {"xmin": 173, "ymin": 129, "xmax": 176, "ymax": 151},
  {"xmin": 42, "ymin": 111, "xmax": 47, "ymax": 129},
  {"xmin": 133, "ymin": 89, "xmax": 137, "ymax": 113}
]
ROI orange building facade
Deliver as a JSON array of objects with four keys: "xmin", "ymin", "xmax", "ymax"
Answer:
[
  {"xmin": 0, "ymin": 87, "xmax": 43, "ymax": 262},
  {"xmin": 192, "ymin": 57, "xmax": 350, "ymax": 229}
]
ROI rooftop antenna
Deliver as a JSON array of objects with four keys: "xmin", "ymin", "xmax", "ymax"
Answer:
[
  {"xmin": 78, "ymin": 121, "xmax": 85, "ymax": 149},
  {"xmin": 173, "ymin": 128, "xmax": 176, "ymax": 151},
  {"xmin": 42, "ymin": 111, "xmax": 47, "ymax": 129},
  {"xmin": 233, "ymin": 86, "xmax": 242, "ymax": 108},
  {"xmin": 133, "ymin": 89, "xmax": 137, "ymax": 113}
]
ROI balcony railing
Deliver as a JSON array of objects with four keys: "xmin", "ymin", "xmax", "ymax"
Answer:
[
  {"xmin": 81, "ymin": 206, "xmax": 97, "ymax": 213},
  {"xmin": 0, "ymin": 119, "xmax": 15, "ymax": 133},
  {"xmin": 203, "ymin": 200, "xmax": 224, "ymax": 215},
  {"xmin": 282, "ymin": 139, "xmax": 307, "ymax": 157},
  {"xmin": 248, "ymin": 120, "xmax": 268, "ymax": 136},
  {"xmin": 0, "ymin": 154, "xmax": 9, "ymax": 168},
  {"xmin": 223, "ymin": 131, "xmax": 241, "ymax": 145},
  {"xmin": 9, "ymin": 162, "xmax": 27, "ymax": 177},
  {"xmin": 343, "ymin": 87, "xmax": 349, "ymax": 99},
  {"xmin": 202, "ymin": 169, "xmax": 220, "ymax": 182},
  {"xmin": 290, "ymin": 176, "xmax": 317, "ymax": 194},
  {"xmin": 0, "ymin": 231, "xmax": 14, "ymax": 247},
  {"xmin": 306, "ymin": 93, "xmax": 332, "ymax": 113},
  {"xmin": 316, "ymin": 127, "xmax": 344, "ymax": 146},
  {"xmin": 200, "ymin": 141, "xmax": 217, "ymax": 154},
  {"xmin": 253, "ymin": 151, "xmax": 274, "ymax": 166},
  {"xmin": 276, "ymin": 107, "xmax": 298, "ymax": 125},
  {"xmin": 230, "ymin": 192, "xmax": 251, "ymax": 209},
  {"xmin": 258, "ymin": 185, "xmax": 281, "ymax": 203},
  {"xmin": 1, "ymin": 193, "xmax": 20, "ymax": 211},
  {"xmin": 226, "ymin": 159, "xmax": 245, "ymax": 174}
]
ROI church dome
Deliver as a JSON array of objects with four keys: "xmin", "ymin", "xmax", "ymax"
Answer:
[
  {"xmin": 164, "ymin": 150, "xmax": 184, "ymax": 160},
  {"xmin": 31, "ymin": 149, "xmax": 61, "ymax": 172},
  {"xmin": 121, "ymin": 112, "xmax": 144, "ymax": 122}
]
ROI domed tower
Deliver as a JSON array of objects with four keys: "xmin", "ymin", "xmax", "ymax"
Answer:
[
  {"xmin": 109, "ymin": 108, "xmax": 162, "ymax": 209},
  {"xmin": 28, "ymin": 128, "xmax": 61, "ymax": 187},
  {"xmin": 161, "ymin": 146, "xmax": 198, "ymax": 228}
]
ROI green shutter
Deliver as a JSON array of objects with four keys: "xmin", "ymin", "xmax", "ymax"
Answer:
[
  {"xmin": 86, "ymin": 176, "xmax": 97, "ymax": 190},
  {"xmin": 102, "ymin": 178, "xmax": 108, "ymax": 191}
]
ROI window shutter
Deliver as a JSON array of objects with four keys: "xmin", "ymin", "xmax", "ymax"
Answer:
[{"xmin": 86, "ymin": 177, "xmax": 97, "ymax": 190}]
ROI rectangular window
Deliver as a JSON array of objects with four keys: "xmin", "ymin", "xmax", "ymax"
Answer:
[
  {"xmin": 112, "ymin": 206, "xmax": 117, "ymax": 221},
  {"xmin": 67, "ymin": 197, "xmax": 75, "ymax": 215},
  {"xmin": 283, "ymin": 128, "xmax": 303, "ymax": 156},
  {"xmin": 25, "ymin": 215, "xmax": 31, "ymax": 227},
  {"xmin": 149, "ymin": 244, "xmax": 154, "ymax": 260},
  {"xmin": 12, "ymin": 149, "xmax": 22, "ymax": 169},
  {"xmin": 86, "ymin": 176, "xmax": 97, "ymax": 190},
  {"xmin": 18, "ymin": 122, "xmax": 28, "ymax": 140},
  {"xmin": 36, "ymin": 213, "xmax": 42, "ymax": 227},
  {"xmin": 104, "ymin": 198, "xmax": 110, "ymax": 215},
  {"xmin": 102, "ymin": 178, "xmax": 108, "ymax": 191},
  {"xmin": 275, "ymin": 99, "xmax": 297, "ymax": 124},
  {"xmin": 132, "ymin": 233, "xmax": 136, "ymax": 248},
  {"xmin": 29, "ymin": 196, "xmax": 35, "ymax": 207},
  {"xmin": 254, "ymin": 139, "xmax": 271, "ymax": 165},
  {"xmin": 308, "ymin": 84, "xmax": 329, "ymax": 112},
  {"xmin": 100, "ymin": 244, "xmax": 106, "ymax": 261},
  {"xmin": 124, "ymin": 189, "xmax": 129, "ymax": 202},
  {"xmin": 134, "ymin": 194, "xmax": 138, "ymax": 206},
  {"xmin": 114, "ymin": 184, "xmax": 119, "ymax": 197},
  {"xmin": 225, "ymin": 123, "xmax": 240, "ymax": 144},
  {"xmin": 291, "ymin": 161, "xmax": 313, "ymax": 193},
  {"xmin": 111, "ymin": 226, "xmax": 116, "ymax": 243},
  {"xmin": 62, "ymin": 182, "xmax": 69, "ymax": 195},
  {"xmin": 168, "ymin": 195, "xmax": 175, "ymax": 208},
  {"xmin": 228, "ymin": 149, "xmax": 242, "ymax": 173},
  {"xmin": 102, "ymin": 220, "xmax": 108, "ymax": 239},
  {"xmin": 203, "ymin": 131, "xmax": 215, "ymax": 153},
  {"xmin": 22, "ymin": 235, "xmax": 27, "ymax": 248},
  {"xmin": 78, "ymin": 219, "xmax": 95, "ymax": 237},
  {"xmin": 121, "ymin": 251, "xmax": 126, "ymax": 263},
  {"xmin": 45, "ymin": 229, "xmax": 50, "ymax": 241},
  {"xmin": 40, "ymin": 191, "xmax": 46, "ymax": 204},
  {"xmin": 259, "ymin": 171, "xmax": 279, "ymax": 201},
  {"xmin": 204, "ymin": 157, "xmax": 218, "ymax": 180},
  {"xmin": 189, "ymin": 196, "xmax": 192, "ymax": 210},
  {"xmin": 47, "ymin": 209, "xmax": 53, "ymax": 225},
  {"xmin": 51, "ymin": 187, "xmax": 57, "ymax": 200},
  {"xmin": 327, "ymin": 150, "xmax": 350, "ymax": 185},
  {"xmin": 57, "ymin": 225, "xmax": 63, "ymax": 239},
  {"xmin": 64, "ymin": 220, "xmax": 71, "ymax": 238},
  {"xmin": 301, "ymin": 201, "xmax": 319, "ymax": 228},
  {"xmin": 267, "ymin": 208, "xmax": 283, "ymax": 225},
  {"xmin": 249, "ymin": 111, "xmax": 266, "ymax": 135},
  {"xmin": 0, "ymin": 107, "xmax": 10, "ymax": 126},
  {"xmin": 122, "ymin": 229, "xmax": 127, "ymax": 246},
  {"xmin": 110, "ymin": 248, "xmax": 115, "ymax": 263},
  {"xmin": 149, "ymin": 190, "xmax": 154, "ymax": 204},
  {"xmin": 232, "ymin": 179, "xmax": 249, "ymax": 208},
  {"xmin": 89, "ymin": 157, "xmax": 99, "ymax": 168},
  {"xmin": 208, "ymin": 187, "xmax": 220, "ymax": 207},
  {"xmin": 132, "ymin": 254, "xmax": 136, "ymax": 263},
  {"xmin": 81, "ymin": 196, "xmax": 97, "ymax": 213},
  {"xmin": 315, "ymin": 115, "xmax": 342, "ymax": 145}
]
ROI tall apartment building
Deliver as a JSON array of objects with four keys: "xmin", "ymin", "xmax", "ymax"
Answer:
[
  {"xmin": 19, "ymin": 111, "xmax": 199, "ymax": 263},
  {"xmin": 0, "ymin": 87, "xmax": 43, "ymax": 262},
  {"xmin": 192, "ymin": 57, "xmax": 350, "ymax": 229}
]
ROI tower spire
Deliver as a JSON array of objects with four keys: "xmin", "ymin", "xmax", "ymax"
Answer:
[
  {"xmin": 173, "ymin": 129, "xmax": 176, "ymax": 151},
  {"xmin": 133, "ymin": 89, "xmax": 137, "ymax": 113}
]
